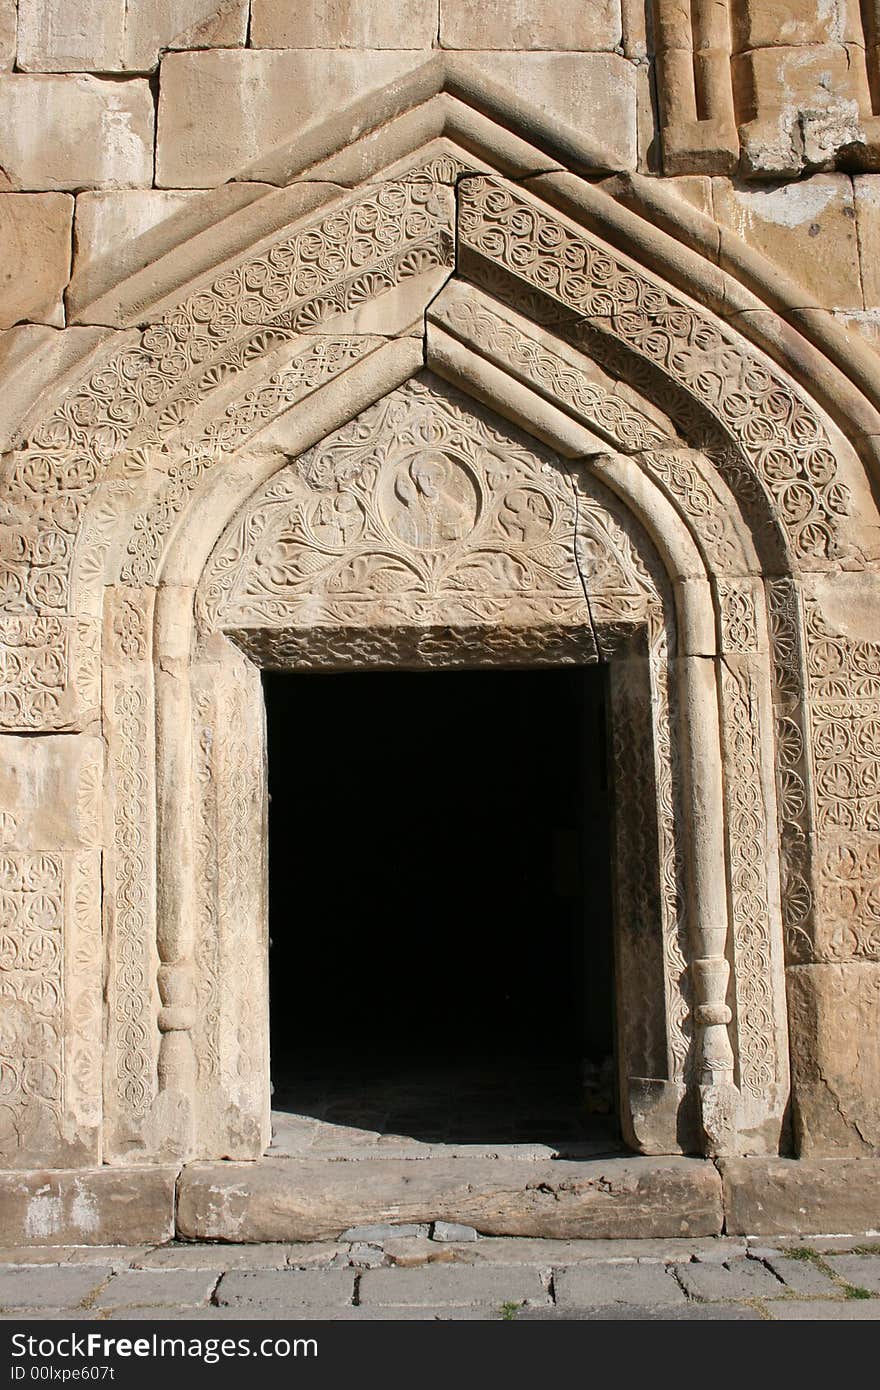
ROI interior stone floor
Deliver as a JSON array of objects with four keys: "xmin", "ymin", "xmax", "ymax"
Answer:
[{"xmin": 269, "ymin": 1053, "xmax": 621, "ymax": 1160}]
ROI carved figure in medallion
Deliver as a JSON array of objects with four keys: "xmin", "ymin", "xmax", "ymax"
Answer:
[{"xmin": 385, "ymin": 452, "xmax": 477, "ymax": 550}]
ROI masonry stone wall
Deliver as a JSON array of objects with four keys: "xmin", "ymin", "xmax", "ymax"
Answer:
[{"xmin": 0, "ymin": 1, "xmax": 879, "ymax": 1203}]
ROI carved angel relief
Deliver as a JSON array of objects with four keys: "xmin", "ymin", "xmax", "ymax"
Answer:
[{"xmin": 198, "ymin": 376, "xmax": 595, "ymax": 639}]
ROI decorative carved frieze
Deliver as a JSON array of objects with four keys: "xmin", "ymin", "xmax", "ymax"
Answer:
[{"xmin": 458, "ymin": 177, "xmax": 850, "ymax": 568}]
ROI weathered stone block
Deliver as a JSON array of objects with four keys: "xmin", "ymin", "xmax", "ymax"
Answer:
[
  {"xmin": 126, "ymin": 1, "xmax": 249, "ymax": 69},
  {"xmin": 251, "ymin": 0, "xmax": 438, "ymax": 49},
  {"xmin": 215, "ymin": 1269, "xmax": 355, "ymax": 1310},
  {"xmin": 68, "ymin": 185, "xmax": 268, "ymax": 320},
  {"xmin": 359, "ymin": 1264, "xmax": 547, "ymax": 1306},
  {"xmin": 855, "ymin": 177, "xmax": 880, "ymax": 310},
  {"xmin": 17, "ymin": 0, "xmax": 125, "ymax": 72},
  {"xmin": 714, "ymin": 175, "xmax": 862, "ymax": 309},
  {"xmin": 93, "ymin": 1270, "xmax": 218, "ymax": 1309},
  {"xmin": 825, "ymin": 1254, "xmax": 880, "ymax": 1292},
  {"xmin": 0, "ymin": 1266, "xmax": 107, "ymax": 1309},
  {"xmin": 440, "ymin": 1, "xmax": 623, "ymax": 51},
  {"xmin": 732, "ymin": 0, "xmax": 863, "ymax": 50},
  {"xmin": 155, "ymin": 49, "xmax": 424, "ymax": 186},
  {"xmin": 0, "ymin": 194, "xmax": 72, "ymax": 330},
  {"xmin": 734, "ymin": 45, "xmax": 870, "ymax": 177},
  {"xmin": 0, "ymin": 0, "xmax": 15, "ymax": 69},
  {"xmin": 675, "ymin": 1257, "xmax": 789, "ymax": 1300},
  {"xmin": 456, "ymin": 53, "xmax": 638, "ymax": 170},
  {"xmin": 788, "ymin": 963, "xmax": 880, "ymax": 1155},
  {"xmin": 554, "ymin": 1262, "xmax": 687, "ymax": 1307},
  {"xmin": 17, "ymin": 1, "xmax": 248, "ymax": 73},
  {"xmin": 0, "ymin": 735, "xmax": 103, "ymax": 849},
  {"xmin": 721, "ymin": 1157, "xmax": 880, "ymax": 1235},
  {"xmin": 177, "ymin": 1157, "xmax": 723, "ymax": 1241},
  {"xmin": 0, "ymin": 1169, "xmax": 176, "ymax": 1245},
  {"xmin": 0, "ymin": 76, "xmax": 154, "ymax": 191},
  {"xmin": 764, "ymin": 1253, "xmax": 840, "ymax": 1295}
]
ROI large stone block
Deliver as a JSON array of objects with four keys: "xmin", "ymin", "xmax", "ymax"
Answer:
[
  {"xmin": 0, "ymin": 735, "xmax": 103, "ymax": 849},
  {"xmin": 0, "ymin": 76, "xmax": 154, "ymax": 191},
  {"xmin": 855, "ymin": 176, "xmax": 880, "ymax": 310},
  {"xmin": 0, "ymin": 193, "xmax": 72, "ymax": 330},
  {"xmin": 440, "ymin": 1, "xmax": 623, "ymax": 51},
  {"xmin": 17, "ymin": 0, "xmax": 125, "ymax": 72},
  {"xmin": 68, "ymin": 185, "xmax": 268, "ymax": 320},
  {"xmin": 155, "ymin": 48, "xmax": 425, "ymax": 186},
  {"xmin": 731, "ymin": 0, "xmax": 863, "ymax": 50},
  {"xmin": 126, "ymin": 1, "xmax": 249, "ymax": 69},
  {"xmin": 251, "ymin": 0, "xmax": 438, "ymax": 49},
  {"xmin": 787, "ymin": 963, "xmax": 880, "ymax": 1155},
  {"xmin": 0, "ymin": 323, "xmax": 111, "ymax": 452},
  {"xmin": 721, "ymin": 1156, "xmax": 880, "ymax": 1235},
  {"xmin": 713, "ymin": 175, "xmax": 862, "ymax": 309},
  {"xmin": 177, "ymin": 1156, "xmax": 723, "ymax": 1241},
  {"xmin": 734, "ymin": 45, "xmax": 871, "ymax": 177},
  {"xmin": 0, "ymin": 0, "xmax": 15, "ymax": 68},
  {"xmin": 455, "ymin": 52, "xmax": 638, "ymax": 170},
  {"xmin": 17, "ymin": 1, "xmax": 248, "ymax": 73},
  {"xmin": 0, "ymin": 1169, "xmax": 177, "ymax": 1244}
]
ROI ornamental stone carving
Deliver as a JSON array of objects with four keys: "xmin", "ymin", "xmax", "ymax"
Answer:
[{"xmin": 0, "ymin": 104, "xmax": 877, "ymax": 1207}]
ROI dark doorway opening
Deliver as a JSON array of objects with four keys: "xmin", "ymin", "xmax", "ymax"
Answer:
[{"xmin": 263, "ymin": 663, "xmax": 618, "ymax": 1152}]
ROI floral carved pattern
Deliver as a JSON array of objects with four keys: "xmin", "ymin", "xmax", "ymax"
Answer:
[
  {"xmin": 0, "ymin": 854, "xmax": 64, "ymax": 1158},
  {"xmin": 0, "ymin": 181, "xmax": 453, "ymax": 728},
  {"xmin": 458, "ymin": 177, "xmax": 849, "ymax": 565},
  {"xmin": 719, "ymin": 659, "xmax": 777, "ymax": 1095},
  {"xmin": 110, "ymin": 684, "xmax": 154, "ymax": 1120}
]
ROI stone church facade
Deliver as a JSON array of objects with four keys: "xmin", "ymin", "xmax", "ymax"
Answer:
[{"xmin": 0, "ymin": 1, "xmax": 878, "ymax": 1242}]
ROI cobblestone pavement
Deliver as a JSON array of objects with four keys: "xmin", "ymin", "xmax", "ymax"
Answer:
[{"xmin": 1, "ymin": 1231, "xmax": 880, "ymax": 1320}]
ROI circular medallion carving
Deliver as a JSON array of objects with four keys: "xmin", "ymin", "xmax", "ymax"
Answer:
[{"xmin": 381, "ymin": 451, "xmax": 479, "ymax": 550}]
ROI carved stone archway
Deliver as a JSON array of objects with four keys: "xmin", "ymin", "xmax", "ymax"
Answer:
[{"xmin": 2, "ymin": 117, "xmax": 879, "ymax": 1198}]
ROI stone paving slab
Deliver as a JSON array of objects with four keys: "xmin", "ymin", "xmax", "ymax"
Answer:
[
  {"xmin": 108, "ymin": 1305, "xmax": 497, "ymax": 1321},
  {"xmin": 0, "ymin": 1239, "xmax": 879, "ymax": 1320},
  {"xmin": 675, "ymin": 1258, "xmax": 786, "ymax": 1301},
  {"xmin": 93, "ymin": 1270, "xmax": 219, "ymax": 1309},
  {"xmin": 554, "ymin": 1262, "xmax": 688, "ymax": 1307},
  {"xmin": 825, "ymin": 1254, "xmax": 880, "ymax": 1292},
  {"xmin": 520, "ymin": 1303, "xmax": 764, "ymax": 1320},
  {"xmin": 359, "ymin": 1265, "xmax": 547, "ymax": 1307},
  {"xmin": 765, "ymin": 1298, "xmax": 880, "ymax": 1320},
  {"xmin": 0, "ymin": 1267, "xmax": 107, "ymax": 1309},
  {"xmin": 763, "ymin": 1254, "xmax": 840, "ymax": 1296},
  {"xmin": 403, "ymin": 1236, "xmax": 748, "ymax": 1265},
  {"xmin": 751, "ymin": 1234, "xmax": 880, "ymax": 1253},
  {"xmin": 0, "ymin": 1246, "xmax": 153, "ymax": 1267},
  {"xmin": 0, "ymin": 1310, "xmax": 104, "ymax": 1322},
  {"xmin": 133, "ymin": 1243, "xmax": 294, "ymax": 1270},
  {"xmin": 215, "ymin": 1269, "xmax": 356, "ymax": 1311}
]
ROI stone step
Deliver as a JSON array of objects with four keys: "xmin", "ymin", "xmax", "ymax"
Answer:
[{"xmin": 176, "ymin": 1155, "xmax": 723, "ymax": 1243}]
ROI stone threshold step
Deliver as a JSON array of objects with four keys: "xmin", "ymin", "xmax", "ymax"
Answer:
[
  {"xmin": 177, "ymin": 1156, "xmax": 721, "ymax": 1242},
  {"xmin": 1, "ymin": 1157, "xmax": 878, "ymax": 1246}
]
